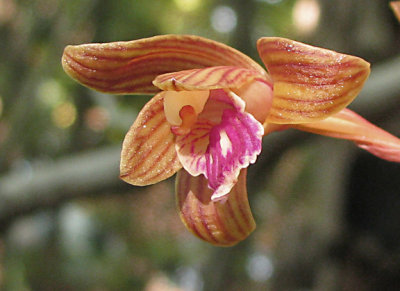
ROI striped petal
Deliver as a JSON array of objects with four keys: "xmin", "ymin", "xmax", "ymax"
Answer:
[
  {"xmin": 153, "ymin": 66, "xmax": 268, "ymax": 91},
  {"xmin": 257, "ymin": 37, "xmax": 370, "ymax": 124},
  {"xmin": 176, "ymin": 89, "xmax": 264, "ymax": 200},
  {"xmin": 120, "ymin": 93, "xmax": 182, "ymax": 185},
  {"xmin": 176, "ymin": 168, "xmax": 256, "ymax": 246},
  {"xmin": 62, "ymin": 35, "xmax": 266, "ymax": 94},
  {"xmin": 292, "ymin": 109, "xmax": 400, "ymax": 162},
  {"xmin": 391, "ymin": 1, "xmax": 400, "ymax": 22}
]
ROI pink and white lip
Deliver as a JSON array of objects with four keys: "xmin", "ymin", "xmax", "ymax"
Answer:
[{"xmin": 173, "ymin": 89, "xmax": 265, "ymax": 201}]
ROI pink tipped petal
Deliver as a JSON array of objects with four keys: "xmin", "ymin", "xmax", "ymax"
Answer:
[
  {"xmin": 120, "ymin": 93, "xmax": 182, "ymax": 185},
  {"xmin": 153, "ymin": 66, "xmax": 267, "ymax": 91},
  {"xmin": 176, "ymin": 90, "xmax": 263, "ymax": 200},
  {"xmin": 62, "ymin": 35, "xmax": 265, "ymax": 94},
  {"xmin": 176, "ymin": 168, "xmax": 256, "ymax": 246},
  {"xmin": 391, "ymin": 2, "xmax": 400, "ymax": 22},
  {"xmin": 257, "ymin": 37, "xmax": 370, "ymax": 124},
  {"xmin": 292, "ymin": 109, "xmax": 400, "ymax": 162}
]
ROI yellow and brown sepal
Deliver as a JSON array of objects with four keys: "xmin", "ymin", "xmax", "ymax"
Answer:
[{"xmin": 257, "ymin": 37, "xmax": 370, "ymax": 124}]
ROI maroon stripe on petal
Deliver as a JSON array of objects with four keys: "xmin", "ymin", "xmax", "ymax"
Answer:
[
  {"xmin": 120, "ymin": 94, "xmax": 181, "ymax": 186},
  {"xmin": 176, "ymin": 169, "xmax": 255, "ymax": 246},
  {"xmin": 62, "ymin": 35, "xmax": 266, "ymax": 95},
  {"xmin": 258, "ymin": 37, "xmax": 370, "ymax": 124},
  {"xmin": 225, "ymin": 199, "xmax": 246, "ymax": 236},
  {"xmin": 196, "ymin": 175, "xmax": 219, "ymax": 244}
]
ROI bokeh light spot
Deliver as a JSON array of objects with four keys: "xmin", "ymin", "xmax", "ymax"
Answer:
[
  {"xmin": 84, "ymin": 106, "xmax": 110, "ymax": 132},
  {"xmin": 51, "ymin": 102, "xmax": 77, "ymax": 129},
  {"xmin": 246, "ymin": 253, "xmax": 274, "ymax": 282},
  {"xmin": 174, "ymin": 0, "xmax": 201, "ymax": 12},
  {"xmin": 0, "ymin": 0, "xmax": 16, "ymax": 24},
  {"xmin": 37, "ymin": 79, "xmax": 66, "ymax": 108},
  {"xmin": 293, "ymin": 0, "xmax": 320, "ymax": 35},
  {"xmin": 211, "ymin": 5, "xmax": 237, "ymax": 33}
]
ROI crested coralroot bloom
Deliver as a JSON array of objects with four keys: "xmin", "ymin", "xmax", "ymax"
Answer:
[
  {"xmin": 391, "ymin": 1, "xmax": 400, "ymax": 21},
  {"xmin": 62, "ymin": 35, "xmax": 400, "ymax": 246}
]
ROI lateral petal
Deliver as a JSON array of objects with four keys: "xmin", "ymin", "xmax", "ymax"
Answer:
[
  {"xmin": 176, "ymin": 168, "xmax": 256, "ymax": 246},
  {"xmin": 153, "ymin": 66, "xmax": 268, "ymax": 91},
  {"xmin": 62, "ymin": 35, "xmax": 265, "ymax": 94},
  {"xmin": 292, "ymin": 109, "xmax": 400, "ymax": 162},
  {"xmin": 120, "ymin": 93, "xmax": 182, "ymax": 185},
  {"xmin": 391, "ymin": 1, "xmax": 400, "ymax": 22},
  {"xmin": 176, "ymin": 89, "xmax": 264, "ymax": 200},
  {"xmin": 257, "ymin": 37, "xmax": 370, "ymax": 124}
]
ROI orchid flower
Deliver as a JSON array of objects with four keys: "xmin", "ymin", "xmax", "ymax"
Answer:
[
  {"xmin": 62, "ymin": 35, "xmax": 400, "ymax": 246},
  {"xmin": 391, "ymin": 1, "xmax": 400, "ymax": 22}
]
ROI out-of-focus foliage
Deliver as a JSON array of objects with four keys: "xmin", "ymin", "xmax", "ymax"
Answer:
[{"xmin": 1, "ymin": 0, "xmax": 399, "ymax": 290}]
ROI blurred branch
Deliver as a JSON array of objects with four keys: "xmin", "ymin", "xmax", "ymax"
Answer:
[
  {"xmin": 0, "ymin": 147, "xmax": 131, "ymax": 230},
  {"xmin": 352, "ymin": 55, "xmax": 400, "ymax": 117},
  {"xmin": 0, "ymin": 55, "xmax": 400, "ymax": 230}
]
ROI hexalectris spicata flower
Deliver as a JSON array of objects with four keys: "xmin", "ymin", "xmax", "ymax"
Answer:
[
  {"xmin": 62, "ymin": 35, "xmax": 400, "ymax": 246},
  {"xmin": 390, "ymin": 1, "xmax": 400, "ymax": 22}
]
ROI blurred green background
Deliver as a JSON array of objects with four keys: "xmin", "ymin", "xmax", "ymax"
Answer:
[{"xmin": 0, "ymin": 0, "xmax": 400, "ymax": 290}]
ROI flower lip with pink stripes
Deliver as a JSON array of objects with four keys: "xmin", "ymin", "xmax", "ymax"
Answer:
[{"xmin": 62, "ymin": 35, "xmax": 400, "ymax": 246}]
